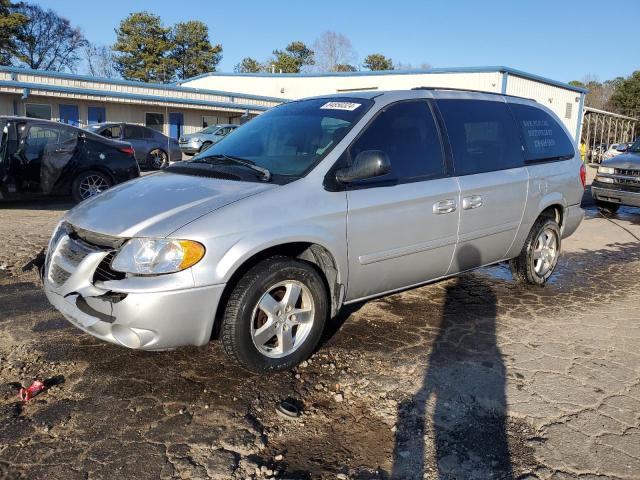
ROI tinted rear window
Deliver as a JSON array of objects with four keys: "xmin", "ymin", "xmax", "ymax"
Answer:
[
  {"xmin": 509, "ymin": 103, "xmax": 575, "ymax": 162},
  {"xmin": 437, "ymin": 99, "xmax": 523, "ymax": 175}
]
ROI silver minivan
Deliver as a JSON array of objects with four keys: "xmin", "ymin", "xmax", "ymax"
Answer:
[{"xmin": 43, "ymin": 90, "xmax": 585, "ymax": 373}]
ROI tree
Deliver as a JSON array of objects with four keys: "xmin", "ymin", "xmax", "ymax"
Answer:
[
  {"xmin": 271, "ymin": 41, "xmax": 314, "ymax": 73},
  {"xmin": 113, "ymin": 12, "xmax": 176, "ymax": 82},
  {"xmin": 234, "ymin": 57, "xmax": 263, "ymax": 73},
  {"xmin": 313, "ymin": 30, "xmax": 356, "ymax": 72},
  {"xmin": 395, "ymin": 61, "xmax": 431, "ymax": 71},
  {"xmin": 11, "ymin": 3, "xmax": 87, "ymax": 71},
  {"xmin": 334, "ymin": 63, "xmax": 357, "ymax": 72},
  {"xmin": 363, "ymin": 53, "xmax": 394, "ymax": 71},
  {"xmin": 171, "ymin": 20, "xmax": 222, "ymax": 80},
  {"xmin": 0, "ymin": 0, "xmax": 27, "ymax": 65},
  {"xmin": 610, "ymin": 71, "xmax": 640, "ymax": 117},
  {"xmin": 84, "ymin": 44, "xmax": 117, "ymax": 78}
]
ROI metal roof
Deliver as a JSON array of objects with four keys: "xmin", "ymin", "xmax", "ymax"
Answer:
[{"xmin": 178, "ymin": 65, "xmax": 588, "ymax": 94}]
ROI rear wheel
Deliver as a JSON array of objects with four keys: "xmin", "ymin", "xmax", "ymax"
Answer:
[
  {"xmin": 595, "ymin": 199, "xmax": 620, "ymax": 214},
  {"xmin": 510, "ymin": 216, "xmax": 561, "ymax": 285},
  {"xmin": 71, "ymin": 170, "xmax": 112, "ymax": 203},
  {"xmin": 148, "ymin": 149, "xmax": 168, "ymax": 169},
  {"xmin": 221, "ymin": 256, "xmax": 328, "ymax": 373}
]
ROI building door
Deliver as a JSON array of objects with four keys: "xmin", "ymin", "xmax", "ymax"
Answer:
[
  {"xmin": 88, "ymin": 106, "xmax": 106, "ymax": 125},
  {"xmin": 59, "ymin": 104, "xmax": 79, "ymax": 126},
  {"xmin": 169, "ymin": 113, "xmax": 184, "ymax": 139}
]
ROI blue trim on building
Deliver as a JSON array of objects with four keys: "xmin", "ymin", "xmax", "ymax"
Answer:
[
  {"xmin": 0, "ymin": 79, "xmax": 271, "ymax": 112},
  {"xmin": 180, "ymin": 65, "xmax": 588, "ymax": 94},
  {"xmin": 575, "ymin": 92, "xmax": 586, "ymax": 143},
  {"xmin": 501, "ymin": 72, "xmax": 509, "ymax": 94},
  {"xmin": 0, "ymin": 66, "xmax": 287, "ymax": 103}
]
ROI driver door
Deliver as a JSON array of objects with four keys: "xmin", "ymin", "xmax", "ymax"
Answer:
[{"xmin": 344, "ymin": 100, "xmax": 460, "ymax": 301}]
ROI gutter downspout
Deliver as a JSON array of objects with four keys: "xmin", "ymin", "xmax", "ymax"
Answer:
[{"xmin": 575, "ymin": 92, "xmax": 586, "ymax": 145}]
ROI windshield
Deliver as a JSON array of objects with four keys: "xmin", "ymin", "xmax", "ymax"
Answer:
[
  {"xmin": 194, "ymin": 97, "xmax": 374, "ymax": 177},
  {"xmin": 629, "ymin": 139, "xmax": 640, "ymax": 153},
  {"xmin": 200, "ymin": 125, "xmax": 219, "ymax": 134}
]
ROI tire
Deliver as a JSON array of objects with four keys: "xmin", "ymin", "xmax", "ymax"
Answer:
[
  {"xmin": 148, "ymin": 149, "xmax": 168, "ymax": 169},
  {"xmin": 199, "ymin": 142, "xmax": 213, "ymax": 153},
  {"xmin": 71, "ymin": 170, "xmax": 113, "ymax": 203},
  {"xmin": 510, "ymin": 216, "xmax": 561, "ymax": 286},
  {"xmin": 595, "ymin": 199, "xmax": 620, "ymax": 214},
  {"xmin": 221, "ymin": 256, "xmax": 328, "ymax": 373}
]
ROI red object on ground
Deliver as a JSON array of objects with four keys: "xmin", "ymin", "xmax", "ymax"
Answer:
[{"xmin": 19, "ymin": 380, "xmax": 45, "ymax": 401}]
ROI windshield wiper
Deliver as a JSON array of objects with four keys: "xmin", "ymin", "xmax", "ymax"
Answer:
[{"xmin": 198, "ymin": 154, "xmax": 271, "ymax": 182}]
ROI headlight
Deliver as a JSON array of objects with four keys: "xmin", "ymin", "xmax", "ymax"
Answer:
[
  {"xmin": 111, "ymin": 238, "xmax": 205, "ymax": 275},
  {"xmin": 595, "ymin": 175, "xmax": 614, "ymax": 184},
  {"xmin": 598, "ymin": 166, "xmax": 615, "ymax": 174},
  {"xmin": 48, "ymin": 221, "xmax": 70, "ymax": 255}
]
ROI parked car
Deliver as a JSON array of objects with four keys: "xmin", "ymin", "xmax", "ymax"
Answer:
[
  {"xmin": 86, "ymin": 123, "xmax": 182, "ymax": 169},
  {"xmin": 179, "ymin": 124, "xmax": 238, "ymax": 155},
  {"xmin": 591, "ymin": 138, "xmax": 640, "ymax": 213},
  {"xmin": 601, "ymin": 142, "xmax": 633, "ymax": 161},
  {"xmin": 43, "ymin": 90, "xmax": 584, "ymax": 373},
  {"xmin": 0, "ymin": 116, "xmax": 139, "ymax": 203}
]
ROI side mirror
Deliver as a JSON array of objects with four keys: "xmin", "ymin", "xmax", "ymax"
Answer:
[{"xmin": 336, "ymin": 150, "xmax": 391, "ymax": 184}]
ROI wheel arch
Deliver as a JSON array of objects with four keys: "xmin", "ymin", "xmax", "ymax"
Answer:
[
  {"xmin": 69, "ymin": 166, "xmax": 116, "ymax": 192},
  {"xmin": 211, "ymin": 241, "xmax": 344, "ymax": 340}
]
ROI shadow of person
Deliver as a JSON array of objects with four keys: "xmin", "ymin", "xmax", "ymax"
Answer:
[{"xmin": 391, "ymin": 245, "xmax": 513, "ymax": 479}]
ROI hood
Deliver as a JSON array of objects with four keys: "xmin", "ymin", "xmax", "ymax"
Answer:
[
  {"xmin": 65, "ymin": 172, "xmax": 276, "ymax": 238},
  {"xmin": 602, "ymin": 152, "xmax": 640, "ymax": 169}
]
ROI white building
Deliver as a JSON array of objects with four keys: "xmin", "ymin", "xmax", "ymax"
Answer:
[
  {"xmin": 180, "ymin": 66, "xmax": 587, "ymax": 141},
  {"xmin": 0, "ymin": 65, "xmax": 587, "ymax": 141}
]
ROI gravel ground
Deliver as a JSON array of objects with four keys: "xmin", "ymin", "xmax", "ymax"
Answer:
[{"xmin": 0, "ymin": 178, "xmax": 639, "ymax": 479}]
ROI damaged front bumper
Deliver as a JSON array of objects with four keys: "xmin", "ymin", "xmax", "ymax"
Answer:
[{"xmin": 43, "ymin": 233, "xmax": 224, "ymax": 350}]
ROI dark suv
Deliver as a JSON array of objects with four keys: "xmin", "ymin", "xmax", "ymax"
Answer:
[
  {"xmin": 87, "ymin": 123, "xmax": 182, "ymax": 169},
  {"xmin": 0, "ymin": 117, "xmax": 139, "ymax": 202}
]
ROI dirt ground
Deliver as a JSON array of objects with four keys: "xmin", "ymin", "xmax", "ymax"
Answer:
[{"xmin": 0, "ymin": 175, "xmax": 639, "ymax": 479}]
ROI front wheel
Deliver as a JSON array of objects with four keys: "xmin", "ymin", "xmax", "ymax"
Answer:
[
  {"xmin": 221, "ymin": 256, "xmax": 328, "ymax": 373},
  {"xmin": 71, "ymin": 170, "xmax": 113, "ymax": 203},
  {"xmin": 510, "ymin": 217, "xmax": 561, "ymax": 286}
]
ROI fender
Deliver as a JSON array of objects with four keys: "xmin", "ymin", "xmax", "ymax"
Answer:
[{"xmin": 215, "ymin": 224, "xmax": 348, "ymax": 287}]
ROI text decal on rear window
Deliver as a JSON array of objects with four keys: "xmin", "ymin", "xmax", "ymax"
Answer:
[{"xmin": 320, "ymin": 101, "xmax": 361, "ymax": 111}]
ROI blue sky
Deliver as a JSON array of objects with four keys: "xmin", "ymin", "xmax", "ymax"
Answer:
[{"xmin": 36, "ymin": 0, "xmax": 638, "ymax": 83}]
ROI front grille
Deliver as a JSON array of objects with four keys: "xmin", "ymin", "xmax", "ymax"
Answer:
[
  {"xmin": 93, "ymin": 252, "xmax": 126, "ymax": 283},
  {"xmin": 615, "ymin": 177, "xmax": 640, "ymax": 186},
  {"xmin": 49, "ymin": 263, "xmax": 71, "ymax": 285},
  {"xmin": 615, "ymin": 168, "xmax": 640, "ymax": 177}
]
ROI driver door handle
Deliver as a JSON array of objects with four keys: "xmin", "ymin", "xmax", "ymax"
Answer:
[
  {"xmin": 462, "ymin": 195, "xmax": 483, "ymax": 210},
  {"xmin": 433, "ymin": 199, "xmax": 457, "ymax": 214}
]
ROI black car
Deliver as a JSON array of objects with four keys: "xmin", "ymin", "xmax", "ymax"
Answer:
[
  {"xmin": 592, "ymin": 138, "xmax": 640, "ymax": 213},
  {"xmin": 86, "ymin": 123, "xmax": 182, "ymax": 169},
  {"xmin": 0, "ymin": 116, "xmax": 139, "ymax": 203}
]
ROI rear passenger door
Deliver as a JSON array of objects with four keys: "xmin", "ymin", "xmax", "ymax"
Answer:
[
  {"xmin": 344, "ymin": 100, "xmax": 460, "ymax": 301},
  {"xmin": 436, "ymin": 97, "xmax": 528, "ymax": 271},
  {"xmin": 123, "ymin": 125, "xmax": 147, "ymax": 163}
]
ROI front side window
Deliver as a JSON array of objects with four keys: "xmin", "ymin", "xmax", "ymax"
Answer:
[
  {"xmin": 145, "ymin": 113, "xmax": 164, "ymax": 133},
  {"xmin": 197, "ymin": 97, "xmax": 374, "ymax": 177},
  {"xmin": 349, "ymin": 100, "xmax": 444, "ymax": 181},
  {"xmin": 25, "ymin": 103, "xmax": 52, "ymax": 120},
  {"xmin": 100, "ymin": 125, "xmax": 121, "ymax": 139},
  {"xmin": 438, "ymin": 99, "xmax": 523, "ymax": 175},
  {"xmin": 509, "ymin": 103, "xmax": 575, "ymax": 162}
]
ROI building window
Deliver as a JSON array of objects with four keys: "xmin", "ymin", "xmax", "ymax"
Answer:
[
  {"xmin": 202, "ymin": 115, "xmax": 221, "ymax": 128},
  {"xmin": 88, "ymin": 106, "xmax": 106, "ymax": 125},
  {"xmin": 145, "ymin": 112, "xmax": 164, "ymax": 133},
  {"xmin": 25, "ymin": 103, "xmax": 51, "ymax": 120}
]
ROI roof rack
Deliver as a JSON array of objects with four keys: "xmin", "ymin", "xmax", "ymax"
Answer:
[{"xmin": 411, "ymin": 86, "xmax": 535, "ymax": 102}]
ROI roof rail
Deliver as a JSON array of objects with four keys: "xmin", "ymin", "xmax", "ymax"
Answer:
[{"xmin": 411, "ymin": 86, "xmax": 536, "ymax": 102}]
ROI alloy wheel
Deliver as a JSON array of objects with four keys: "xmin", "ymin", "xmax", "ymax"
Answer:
[
  {"xmin": 251, "ymin": 280, "xmax": 315, "ymax": 359},
  {"xmin": 78, "ymin": 174, "xmax": 110, "ymax": 200},
  {"xmin": 532, "ymin": 227, "xmax": 558, "ymax": 276}
]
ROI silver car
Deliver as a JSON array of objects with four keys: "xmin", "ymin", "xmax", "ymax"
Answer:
[
  {"xmin": 43, "ymin": 90, "xmax": 585, "ymax": 373},
  {"xmin": 179, "ymin": 124, "xmax": 238, "ymax": 155}
]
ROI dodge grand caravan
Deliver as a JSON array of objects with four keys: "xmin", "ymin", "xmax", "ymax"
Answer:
[{"xmin": 43, "ymin": 90, "xmax": 585, "ymax": 373}]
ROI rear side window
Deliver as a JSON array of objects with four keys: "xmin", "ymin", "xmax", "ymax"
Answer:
[
  {"xmin": 124, "ymin": 125, "xmax": 145, "ymax": 139},
  {"xmin": 509, "ymin": 103, "xmax": 575, "ymax": 162},
  {"xmin": 437, "ymin": 99, "xmax": 523, "ymax": 175},
  {"xmin": 350, "ymin": 100, "xmax": 444, "ymax": 181}
]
